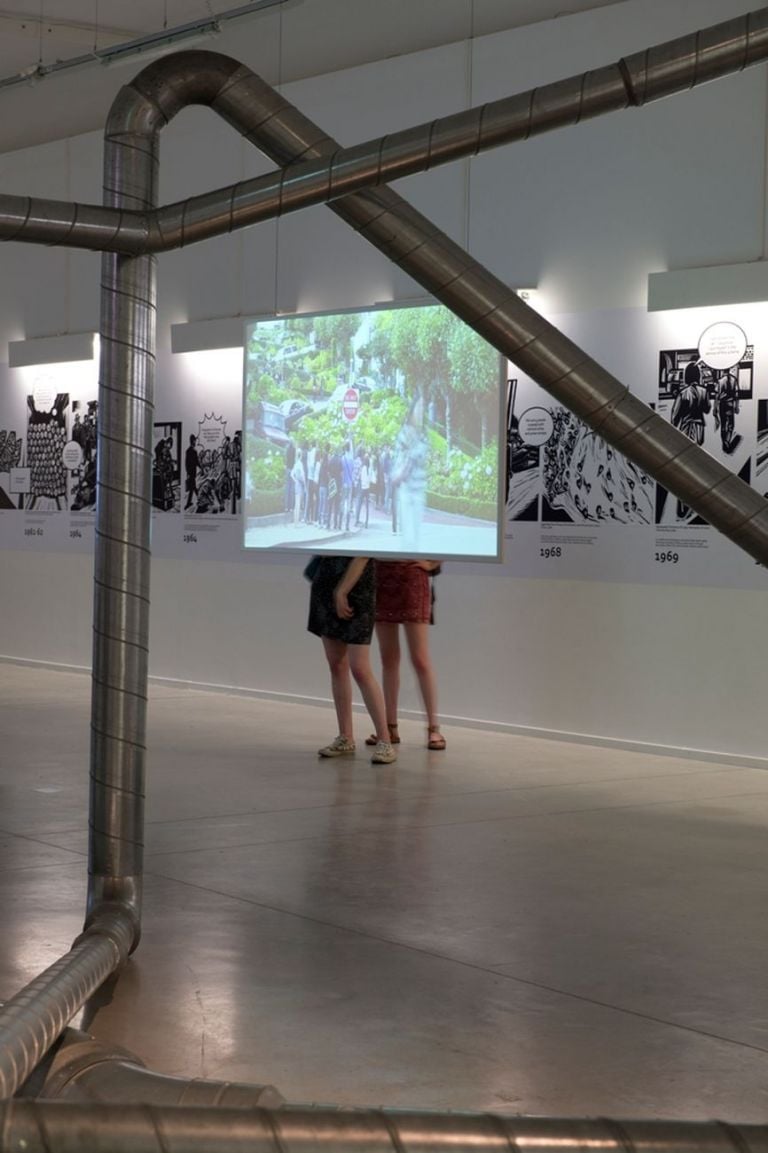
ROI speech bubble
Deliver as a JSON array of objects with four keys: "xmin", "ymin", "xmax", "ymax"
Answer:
[
  {"xmin": 517, "ymin": 406, "xmax": 554, "ymax": 446},
  {"xmin": 698, "ymin": 322, "xmax": 747, "ymax": 371},
  {"xmin": 198, "ymin": 413, "xmax": 227, "ymax": 448},
  {"xmin": 32, "ymin": 378, "xmax": 56, "ymax": 411},
  {"xmin": 62, "ymin": 440, "xmax": 84, "ymax": 469}
]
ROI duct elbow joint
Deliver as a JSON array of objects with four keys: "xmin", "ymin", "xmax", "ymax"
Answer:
[{"xmin": 83, "ymin": 878, "xmax": 143, "ymax": 957}]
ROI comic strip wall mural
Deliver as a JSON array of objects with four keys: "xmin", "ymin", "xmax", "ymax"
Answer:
[
  {"xmin": 505, "ymin": 303, "xmax": 768, "ymax": 589},
  {"xmin": 1, "ymin": 306, "xmax": 768, "ymax": 589}
]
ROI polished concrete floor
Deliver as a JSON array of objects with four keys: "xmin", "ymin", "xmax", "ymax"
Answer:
[{"xmin": 2, "ymin": 661, "xmax": 768, "ymax": 1119}]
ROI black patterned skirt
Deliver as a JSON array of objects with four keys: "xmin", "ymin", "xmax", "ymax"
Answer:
[{"xmin": 307, "ymin": 556, "xmax": 376, "ymax": 644}]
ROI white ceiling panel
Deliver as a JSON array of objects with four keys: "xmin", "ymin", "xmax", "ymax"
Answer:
[{"xmin": 0, "ymin": 0, "xmax": 630, "ymax": 154}]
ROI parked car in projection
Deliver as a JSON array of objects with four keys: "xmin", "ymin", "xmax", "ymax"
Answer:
[
  {"xmin": 253, "ymin": 400, "xmax": 311, "ymax": 446},
  {"xmin": 279, "ymin": 399, "xmax": 313, "ymax": 427}
]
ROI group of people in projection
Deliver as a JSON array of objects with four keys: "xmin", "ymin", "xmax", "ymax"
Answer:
[{"xmin": 286, "ymin": 396, "xmax": 429, "ymax": 547}]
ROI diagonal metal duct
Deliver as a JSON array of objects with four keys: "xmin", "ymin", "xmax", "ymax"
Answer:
[{"xmin": 0, "ymin": 911, "xmax": 134, "ymax": 1098}]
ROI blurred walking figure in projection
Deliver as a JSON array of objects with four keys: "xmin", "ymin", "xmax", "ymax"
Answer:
[
  {"xmin": 393, "ymin": 395, "xmax": 429, "ymax": 551},
  {"xmin": 365, "ymin": 559, "xmax": 446, "ymax": 751},
  {"xmin": 307, "ymin": 556, "xmax": 397, "ymax": 765},
  {"xmin": 291, "ymin": 445, "xmax": 306, "ymax": 525}
]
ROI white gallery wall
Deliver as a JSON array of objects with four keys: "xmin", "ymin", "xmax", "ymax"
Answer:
[{"xmin": 1, "ymin": 0, "xmax": 767, "ymax": 760}]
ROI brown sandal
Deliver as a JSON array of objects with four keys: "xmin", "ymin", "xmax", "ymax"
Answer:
[
  {"xmin": 427, "ymin": 726, "xmax": 446, "ymax": 751},
  {"xmin": 366, "ymin": 723, "xmax": 400, "ymax": 746}
]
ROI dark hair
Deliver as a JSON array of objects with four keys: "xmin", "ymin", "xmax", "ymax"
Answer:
[{"xmin": 684, "ymin": 362, "xmax": 701, "ymax": 386}]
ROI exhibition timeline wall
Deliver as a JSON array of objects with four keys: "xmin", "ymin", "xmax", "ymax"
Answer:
[{"xmin": 1, "ymin": 303, "xmax": 766, "ymax": 593}]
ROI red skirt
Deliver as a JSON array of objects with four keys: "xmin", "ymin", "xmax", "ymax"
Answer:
[{"xmin": 375, "ymin": 561, "xmax": 433, "ymax": 624}]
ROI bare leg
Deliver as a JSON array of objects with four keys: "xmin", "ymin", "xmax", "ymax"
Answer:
[
  {"xmin": 375, "ymin": 621, "xmax": 401, "ymax": 730},
  {"xmin": 347, "ymin": 643, "xmax": 389, "ymax": 742},
  {"xmin": 322, "ymin": 636, "xmax": 353, "ymax": 740},
  {"xmin": 403, "ymin": 621, "xmax": 440, "ymax": 732}
]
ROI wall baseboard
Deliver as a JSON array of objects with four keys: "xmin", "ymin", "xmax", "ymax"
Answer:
[{"xmin": 2, "ymin": 653, "xmax": 766, "ymax": 771}]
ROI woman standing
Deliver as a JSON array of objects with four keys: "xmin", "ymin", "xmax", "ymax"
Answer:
[
  {"xmin": 366, "ymin": 559, "xmax": 446, "ymax": 750},
  {"xmin": 308, "ymin": 556, "xmax": 397, "ymax": 765}
]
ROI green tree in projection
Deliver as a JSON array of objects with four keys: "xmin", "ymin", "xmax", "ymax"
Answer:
[
  {"xmin": 446, "ymin": 318, "xmax": 500, "ymax": 450},
  {"xmin": 283, "ymin": 316, "xmax": 315, "ymax": 344},
  {"xmin": 313, "ymin": 314, "xmax": 361, "ymax": 389},
  {"xmin": 370, "ymin": 306, "xmax": 455, "ymax": 444},
  {"xmin": 363, "ymin": 310, "xmax": 400, "ymax": 390}
]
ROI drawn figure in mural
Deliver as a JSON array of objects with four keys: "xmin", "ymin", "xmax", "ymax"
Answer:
[
  {"xmin": 231, "ymin": 430, "xmax": 242, "ymax": 502},
  {"xmin": 71, "ymin": 455, "xmax": 97, "ymax": 512},
  {"xmin": 670, "ymin": 362, "xmax": 711, "ymax": 519},
  {"xmin": 393, "ymin": 394, "xmax": 428, "ymax": 550},
  {"xmin": 83, "ymin": 409, "xmax": 97, "ymax": 464},
  {"xmin": 192, "ymin": 443, "xmax": 231, "ymax": 515},
  {"xmin": 670, "ymin": 361, "xmax": 710, "ymax": 446},
  {"xmin": 505, "ymin": 410, "xmax": 540, "ymax": 521},
  {"xmin": 153, "ymin": 435, "xmax": 176, "ymax": 511},
  {"xmin": 218, "ymin": 434, "xmax": 238, "ymax": 513},
  {"xmin": 26, "ymin": 392, "xmax": 69, "ymax": 510},
  {"xmin": 0, "ymin": 430, "xmax": 23, "ymax": 509},
  {"xmin": 184, "ymin": 434, "xmax": 199, "ymax": 510},
  {"xmin": 72, "ymin": 412, "xmax": 85, "ymax": 454},
  {"xmin": 713, "ymin": 369, "xmax": 742, "ymax": 455},
  {"xmin": 69, "ymin": 400, "xmax": 98, "ymax": 512}
]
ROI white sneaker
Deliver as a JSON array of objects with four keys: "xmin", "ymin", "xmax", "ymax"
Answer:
[
  {"xmin": 318, "ymin": 735, "xmax": 356, "ymax": 758},
  {"xmin": 370, "ymin": 740, "xmax": 397, "ymax": 765}
]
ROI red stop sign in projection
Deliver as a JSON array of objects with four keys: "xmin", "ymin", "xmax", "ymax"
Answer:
[{"xmin": 342, "ymin": 387, "xmax": 359, "ymax": 421}]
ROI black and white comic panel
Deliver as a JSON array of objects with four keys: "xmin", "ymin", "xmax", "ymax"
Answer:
[
  {"xmin": 757, "ymin": 400, "xmax": 768, "ymax": 496},
  {"xmin": 152, "ymin": 421, "xmax": 182, "ymax": 513},
  {"xmin": 183, "ymin": 414, "xmax": 241, "ymax": 516},
  {"xmin": 507, "ymin": 379, "xmax": 652, "ymax": 526},
  {"xmin": 25, "ymin": 388, "xmax": 69, "ymax": 511},
  {"xmin": 656, "ymin": 322, "xmax": 754, "ymax": 526},
  {"xmin": 505, "ymin": 380, "xmax": 541, "ymax": 522},
  {"xmin": 67, "ymin": 398, "xmax": 98, "ymax": 513},
  {"xmin": 0, "ymin": 426, "xmax": 24, "ymax": 510}
]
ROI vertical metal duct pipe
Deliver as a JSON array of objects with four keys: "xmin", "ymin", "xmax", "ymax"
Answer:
[{"xmin": 85, "ymin": 95, "xmax": 158, "ymax": 940}]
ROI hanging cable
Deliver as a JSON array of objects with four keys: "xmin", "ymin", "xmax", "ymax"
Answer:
[
  {"xmin": 272, "ymin": 0, "xmax": 284, "ymax": 315},
  {"xmin": 463, "ymin": 0, "xmax": 475, "ymax": 252}
]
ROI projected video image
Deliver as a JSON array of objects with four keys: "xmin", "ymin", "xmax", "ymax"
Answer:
[{"xmin": 242, "ymin": 304, "xmax": 505, "ymax": 561}]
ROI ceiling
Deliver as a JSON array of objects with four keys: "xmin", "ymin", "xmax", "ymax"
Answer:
[{"xmin": 0, "ymin": 0, "xmax": 629, "ymax": 154}]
